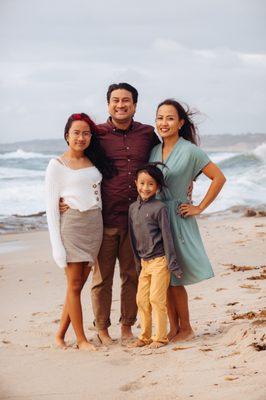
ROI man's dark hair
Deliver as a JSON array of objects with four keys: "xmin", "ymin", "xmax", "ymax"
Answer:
[
  {"xmin": 135, "ymin": 162, "xmax": 168, "ymax": 191},
  {"xmin": 106, "ymin": 83, "xmax": 138, "ymax": 104}
]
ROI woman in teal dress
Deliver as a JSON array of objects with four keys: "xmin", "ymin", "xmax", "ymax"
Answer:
[{"xmin": 149, "ymin": 99, "xmax": 226, "ymax": 342}]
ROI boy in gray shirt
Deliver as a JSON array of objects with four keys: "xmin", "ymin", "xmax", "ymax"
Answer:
[{"xmin": 128, "ymin": 163, "xmax": 182, "ymax": 348}]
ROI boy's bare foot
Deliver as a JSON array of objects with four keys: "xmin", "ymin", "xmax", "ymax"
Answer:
[
  {"xmin": 171, "ymin": 329, "xmax": 195, "ymax": 342},
  {"xmin": 167, "ymin": 329, "xmax": 178, "ymax": 341},
  {"xmin": 77, "ymin": 340, "xmax": 97, "ymax": 351},
  {"xmin": 121, "ymin": 324, "xmax": 134, "ymax": 340},
  {"xmin": 55, "ymin": 335, "xmax": 68, "ymax": 349},
  {"xmin": 97, "ymin": 329, "xmax": 115, "ymax": 346},
  {"xmin": 127, "ymin": 339, "xmax": 147, "ymax": 348},
  {"xmin": 149, "ymin": 341, "xmax": 167, "ymax": 349}
]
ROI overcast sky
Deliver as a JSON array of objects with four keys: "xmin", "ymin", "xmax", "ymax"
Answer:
[{"xmin": 0, "ymin": 0, "xmax": 266, "ymax": 143}]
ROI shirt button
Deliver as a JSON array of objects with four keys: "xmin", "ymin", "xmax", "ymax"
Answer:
[
  {"xmin": 129, "ymin": 185, "xmax": 131, "ymax": 188},
  {"xmin": 127, "ymin": 147, "xmax": 129, "ymax": 150},
  {"xmin": 128, "ymin": 172, "xmax": 131, "ymax": 175},
  {"xmin": 129, "ymin": 198, "xmax": 132, "ymax": 201},
  {"xmin": 96, "ymin": 197, "xmax": 99, "ymax": 201},
  {"xmin": 94, "ymin": 191, "xmax": 98, "ymax": 194},
  {"xmin": 93, "ymin": 184, "xmax": 97, "ymax": 188},
  {"xmin": 127, "ymin": 159, "xmax": 130, "ymax": 162}
]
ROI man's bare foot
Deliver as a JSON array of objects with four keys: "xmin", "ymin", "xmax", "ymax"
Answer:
[
  {"xmin": 77, "ymin": 340, "xmax": 97, "ymax": 351},
  {"xmin": 149, "ymin": 341, "xmax": 167, "ymax": 349},
  {"xmin": 97, "ymin": 329, "xmax": 115, "ymax": 346},
  {"xmin": 127, "ymin": 339, "xmax": 147, "ymax": 348},
  {"xmin": 55, "ymin": 335, "xmax": 68, "ymax": 349},
  {"xmin": 167, "ymin": 329, "xmax": 179, "ymax": 341},
  {"xmin": 171, "ymin": 329, "xmax": 195, "ymax": 342},
  {"xmin": 121, "ymin": 324, "xmax": 134, "ymax": 340}
]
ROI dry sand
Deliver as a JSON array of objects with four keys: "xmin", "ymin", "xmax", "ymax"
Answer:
[{"xmin": 0, "ymin": 216, "xmax": 265, "ymax": 400}]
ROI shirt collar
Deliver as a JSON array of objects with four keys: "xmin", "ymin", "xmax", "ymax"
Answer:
[
  {"xmin": 137, "ymin": 194, "xmax": 157, "ymax": 207},
  {"xmin": 107, "ymin": 117, "xmax": 134, "ymax": 134}
]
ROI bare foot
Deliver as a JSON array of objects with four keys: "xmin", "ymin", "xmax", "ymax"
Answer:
[
  {"xmin": 77, "ymin": 340, "xmax": 97, "ymax": 351},
  {"xmin": 128, "ymin": 339, "xmax": 147, "ymax": 348},
  {"xmin": 55, "ymin": 335, "xmax": 68, "ymax": 349},
  {"xmin": 97, "ymin": 329, "xmax": 115, "ymax": 346},
  {"xmin": 149, "ymin": 341, "xmax": 167, "ymax": 349},
  {"xmin": 171, "ymin": 329, "xmax": 195, "ymax": 342},
  {"xmin": 167, "ymin": 330, "xmax": 179, "ymax": 341},
  {"xmin": 121, "ymin": 324, "xmax": 134, "ymax": 340}
]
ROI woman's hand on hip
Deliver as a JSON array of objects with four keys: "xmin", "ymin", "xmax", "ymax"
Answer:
[
  {"xmin": 179, "ymin": 203, "xmax": 203, "ymax": 217},
  {"xmin": 59, "ymin": 198, "xmax": 69, "ymax": 214}
]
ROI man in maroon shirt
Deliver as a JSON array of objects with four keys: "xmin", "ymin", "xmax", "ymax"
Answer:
[{"xmin": 91, "ymin": 83, "xmax": 159, "ymax": 344}]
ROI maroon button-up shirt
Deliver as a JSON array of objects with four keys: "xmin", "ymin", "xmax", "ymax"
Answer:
[{"xmin": 97, "ymin": 118, "xmax": 160, "ymax": 228}]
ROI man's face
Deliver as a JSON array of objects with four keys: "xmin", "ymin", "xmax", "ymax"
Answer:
[{"xmin": 108, "ymin": 89, "xmax": 137, "ymax": 124}]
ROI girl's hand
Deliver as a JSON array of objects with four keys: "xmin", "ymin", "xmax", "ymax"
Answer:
[
  {"xmin": 179, "ymin": 203, "xmax": 203, "ymax": 217},
  {"xmin": 59, "ymin": 198, "xmax": 69, "ymax": 214}
]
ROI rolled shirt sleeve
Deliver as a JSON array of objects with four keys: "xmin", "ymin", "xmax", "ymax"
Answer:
[
  {"xmin": 158, "ymin": 207, "xmax": 182, "ymax": 275},
  {"xmin": 128, "ymin": 206, "xmax": 142, "ymax": 274}
]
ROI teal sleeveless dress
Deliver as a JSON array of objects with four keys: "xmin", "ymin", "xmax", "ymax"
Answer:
[{"xmin": 149, "ymin": 137, "xmax": 214, "ymax": 286}]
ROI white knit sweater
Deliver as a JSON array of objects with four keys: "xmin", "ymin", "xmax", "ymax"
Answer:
[{"xmin": 45, "ymin": 158, "xmax": 102, "ymax": 268}]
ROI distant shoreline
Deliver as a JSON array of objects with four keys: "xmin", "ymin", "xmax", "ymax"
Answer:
[{"xmin": 1, "ymin": 133, "xmax": 266, "ymax": 153}]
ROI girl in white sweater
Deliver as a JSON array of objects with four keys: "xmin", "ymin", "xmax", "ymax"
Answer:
[{"xmin": 45, "ymin": 113, "xmax": 113, "ymax": 350}]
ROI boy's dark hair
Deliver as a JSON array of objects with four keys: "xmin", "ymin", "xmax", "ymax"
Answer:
[
  {"xmin": 135, "ymin": 162, "xmax": 167, "ymax": 191},
  {"xmin": 106, "ymin": 83, "xmax": 138, "ymax": 104}
]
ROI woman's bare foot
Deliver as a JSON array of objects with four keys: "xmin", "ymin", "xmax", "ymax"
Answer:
[
  {"xmin": 97, "ymin": 329, "xmax": 115, "ymax": 346},
  {"xmin": 121, "ymin": 324, "xmax": 134, "ymax": 340},
  {"xmin": 55, "ymin": 335, "xmax": 68, "ymax": 349},
  {"xmin": 128, "ymin": 339, "xmax": 147, "ymax": 348},
  {"xmin": 77, "ymin": 340, "xmax": 97, "ymax": 351},
  {"xmin": 171, "ymin": 329, "xmax": 195, "ymax": 342},
  {"xmin": 149, "ymin": 341, "xmax": 167, "ymax": 349},
  {"xmin": 167, "ymin": 329, "xmax": 179, "ymax": 341}
]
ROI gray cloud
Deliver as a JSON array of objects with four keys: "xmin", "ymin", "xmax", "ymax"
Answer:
[{"xmin": 0, "ymin": 0, "xmax": 265, "ymax": 142}]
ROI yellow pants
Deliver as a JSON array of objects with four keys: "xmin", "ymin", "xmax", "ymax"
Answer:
[{"xmin": 137, "ymin": 255, "xmax": 170, "ymax": 344}]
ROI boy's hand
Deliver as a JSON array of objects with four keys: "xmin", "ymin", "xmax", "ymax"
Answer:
[
  {"xmin": 59, "ymin": 198, "xmax": 69, "ymax": 214},
  {"xmin": 172, "ymin": 270, "xmax": 182, "ymax": 279}
]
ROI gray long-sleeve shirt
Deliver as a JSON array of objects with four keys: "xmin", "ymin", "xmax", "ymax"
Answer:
[{"xmin": 128, "ymin": 196, "xmax": 182, "ymax": 275}]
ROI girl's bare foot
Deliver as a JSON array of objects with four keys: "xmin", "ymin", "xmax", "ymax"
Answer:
[
  {"xmin": 171, "ymin": 329, "xmax": 195, "ymax": 342},
  {"xmin": 149, "ymin": 341, "xmax": 167, "ymax": 349},
  {"xmin": 55, "ymin": 335, "xmax": 68, "ymax": 349},
  {"xmin": 77, "ymin": 340, "xmax": 97, "ymax": 351},
  {"xmin": 128, "ymin": 339, "xmax": 147, "ymax": 348}
]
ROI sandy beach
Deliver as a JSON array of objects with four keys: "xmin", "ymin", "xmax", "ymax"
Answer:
[{"xmin": 0, "ymin": 215, "xmax": 265, "ymax": 400}]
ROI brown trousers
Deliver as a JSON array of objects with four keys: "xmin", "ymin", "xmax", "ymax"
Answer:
[{"xmin": 91, "ymin": 226, "xmax": 138, "ymax": 329}]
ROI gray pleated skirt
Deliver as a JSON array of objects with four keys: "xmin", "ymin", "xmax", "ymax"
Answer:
[{"xmin": 60, "ymin": 208, "xmax": 103, "ymax": 266}]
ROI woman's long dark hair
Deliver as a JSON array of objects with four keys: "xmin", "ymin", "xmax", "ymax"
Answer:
[
  {"xmin": 156, "ymin": 99, "xmax": 200, "ymax": 145},
  {"xmin": 64, "ymin": 113, "xmax": 116, "ymax": 179}
]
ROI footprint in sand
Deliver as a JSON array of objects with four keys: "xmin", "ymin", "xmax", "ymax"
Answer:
[
  {"xmin": 31, "ymin": 311, "xmax": 49, "ymax": 317},
  {"xmin": 256, "ymin": 232, "xmax": 266, "ymax": 237},
  {"xmin": 239, "ymin": 284, "xmax": 261, "ymax": 293},
  {"xmin": 119, "ymin": 380, "xmax": 142, "ymax": 392}
]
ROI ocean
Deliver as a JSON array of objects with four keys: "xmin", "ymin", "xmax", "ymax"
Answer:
[{"xmin": 0, "ymin": 138, "xmax": 266, "ymax": 233}]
